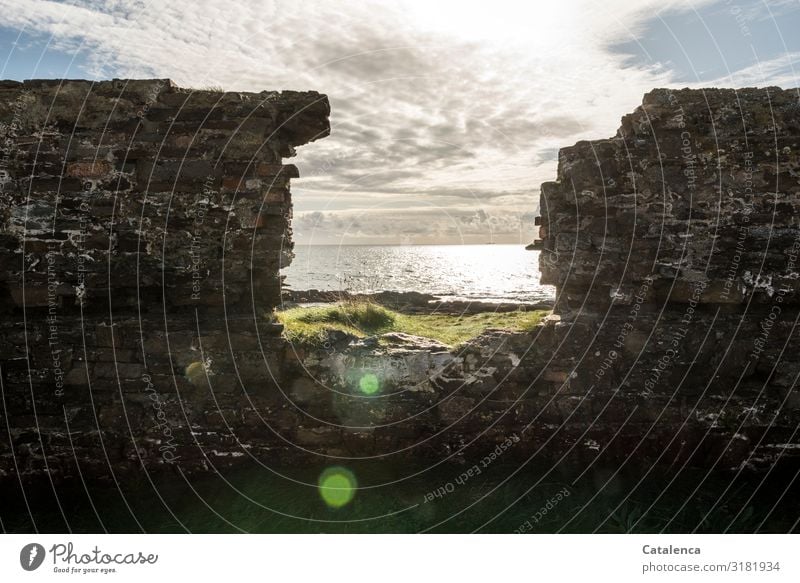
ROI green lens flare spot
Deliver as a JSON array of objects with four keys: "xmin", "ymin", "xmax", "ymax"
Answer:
[
  {"xmin": 358, "ymin": 373, "xmax": 380, "ymax": 395},
  {"xmin": 318, "ymin": 467, "xmax": 357, "ymax": 509}
]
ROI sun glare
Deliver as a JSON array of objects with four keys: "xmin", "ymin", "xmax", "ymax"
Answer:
[{"xmin": 407, "ymin": 1, "xmax": 570, "ymax": 47}]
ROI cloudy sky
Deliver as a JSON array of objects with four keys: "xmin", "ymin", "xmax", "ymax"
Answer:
[{"xmin": 1, "ymin": 0, "xmax": 798, "ymax": 244}]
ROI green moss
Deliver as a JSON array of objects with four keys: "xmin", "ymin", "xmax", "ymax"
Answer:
[{"xmin": 276, "ymin": 301, "xmax": 546, "ymax": 346}]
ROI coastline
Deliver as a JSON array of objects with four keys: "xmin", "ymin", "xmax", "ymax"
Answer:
[{"xmin": 281, "ymin": 288, "xmax": 554, "ymax": 314}]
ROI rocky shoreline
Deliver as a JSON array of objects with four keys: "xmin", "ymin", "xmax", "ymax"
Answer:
[{"xmin": 281, "ymin": 289, "xmax": 555, "ymax": 314}]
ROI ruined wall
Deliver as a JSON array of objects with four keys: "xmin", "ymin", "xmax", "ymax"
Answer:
[
  {"xmin": 255, "ymin": 88, "xmax": 800, "ymax": 475},
  {"xmin": 1, "ymin": 83, "xmax": 798, "ymax": 484},
  {"xmin": 0, "ymin": 79, "xmax": 329, "ymax": 478},
  {"xmin": 536, "ymin": 87, "xmax": 800, "ymax": 468}
]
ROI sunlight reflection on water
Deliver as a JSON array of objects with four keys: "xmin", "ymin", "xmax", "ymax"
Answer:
[{"xmin": 282, "ymin": 244, "xmax": 555, "ymax": 303}]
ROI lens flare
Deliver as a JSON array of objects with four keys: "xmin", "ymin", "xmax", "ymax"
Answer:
[
  {"xmin": 318, "ymin": 466, "xmax": 357, "ymax": 508},
  {"xmin": 358, "ymin": 373, "xmax": 380, "ymax": 395},
  {"xmin": 185, "ymin": 361, "xmax": 207, "ymax": 386}
]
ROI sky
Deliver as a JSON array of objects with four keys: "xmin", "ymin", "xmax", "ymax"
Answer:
[{"xmin": 0, "ymin": 0, "xmax": 798, "ymax": 245}]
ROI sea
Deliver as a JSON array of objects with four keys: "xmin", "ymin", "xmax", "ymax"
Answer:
[{"xmin": 282, "ymin": 244, "xmax": 555, "ymax": 304}]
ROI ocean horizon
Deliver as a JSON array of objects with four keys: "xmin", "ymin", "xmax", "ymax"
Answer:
[{"xmin": 282, "ymin": 243, "xmax": 555, "ymax": 304}]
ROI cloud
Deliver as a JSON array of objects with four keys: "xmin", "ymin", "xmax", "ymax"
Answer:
[
  {"xmin": 712, "ymin": 51, "xmax": 800, "ymax": 87},
  {"xmin": 293, "ymin": 205, "xmax": 538, "ymax": 245},
  {"xmin": 0, "ymin": 0, "xmax": 794, "ymax": 244}
]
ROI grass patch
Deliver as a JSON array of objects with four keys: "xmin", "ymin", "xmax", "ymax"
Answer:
[
  {"xmin": 394, "ymin": 311, "xmax": 544, "ymax": 346},
  {"xmin": 277, "ymin": 301, "xmax": 396, "ymax": 344},
  {"xmin": 276, "ymin": 301, "xmax": 546, "ymax": 346}
]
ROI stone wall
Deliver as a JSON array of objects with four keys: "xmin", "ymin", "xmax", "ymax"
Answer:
[
  {"xmin": 536, "ymin": 87, "xmax": 800, "ymax": 469},
  {"xmin": 284, "ymin": 87, "xmax": 800, "ymax": 473},
  {"xmin": 1, "ymin": 83, "xmax": 798, "ymax": 483},
  {"xmin": 0, "ymin": 79, "xmax": 329, "ymax": 478}
]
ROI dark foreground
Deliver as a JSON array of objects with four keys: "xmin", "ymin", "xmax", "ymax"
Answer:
[{"xmin": 2, "ymin": 462, "xmax": 798, "ymax": 533}]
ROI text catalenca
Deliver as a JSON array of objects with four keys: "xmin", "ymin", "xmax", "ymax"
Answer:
[{"xmin": 642, "ymin": 545, "xmax": 700, "ymax": 555}]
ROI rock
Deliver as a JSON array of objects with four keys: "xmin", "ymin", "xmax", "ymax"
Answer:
[{"xmin": 379, "ymin": 332, "xmax": 450, "ymax": 352}]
